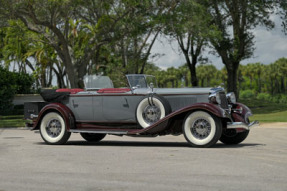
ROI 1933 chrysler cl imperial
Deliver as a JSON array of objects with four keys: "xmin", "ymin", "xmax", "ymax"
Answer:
[{"xmin": 24, "ymin": 74, "xmax": 258, "ymax": 147}]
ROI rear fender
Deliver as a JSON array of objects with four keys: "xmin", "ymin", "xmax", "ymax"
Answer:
[{"xmin": 32, "ymin": 103, "xmax": 75, "ymax": 131}]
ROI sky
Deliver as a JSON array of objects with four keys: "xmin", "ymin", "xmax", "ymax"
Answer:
[{"xmin": 149, "ymin": 15, "xmax": 287, "ymax": 70}]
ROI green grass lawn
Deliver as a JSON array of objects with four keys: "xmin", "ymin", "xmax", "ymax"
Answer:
[
  {"xmin": 240, "ymin": 98, "xmax": 287, "ymax": 122},
  {"xmin": 250, "ymin": 110, "xmax": 287, "ymax": 123},
  {"xmin": 0, "ymin": 115, "xmax": 26, "ymax": 128}
]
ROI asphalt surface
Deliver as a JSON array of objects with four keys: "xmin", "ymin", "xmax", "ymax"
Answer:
[{"xmin": 0, "ymin": 124, "xmax": 287, "ymax": 191}]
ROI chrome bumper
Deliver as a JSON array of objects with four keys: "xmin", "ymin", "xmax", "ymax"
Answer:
[{"xmin": 227, "ymin": 121, "xmax": 259, "ymax": 130}]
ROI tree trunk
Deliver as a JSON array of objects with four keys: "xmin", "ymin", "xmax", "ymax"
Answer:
[
  {"xmin": 224, "ymin": 60, "xmax": 239, "ymax": 99},
  {"xmin": 281, "ymin": 76, "xmax": 285, "ymax": 93},
  {"xmin": 258, "ymin": 75, "xmax": 261, "ymax": 93},
  {"xmin": 185, "ymin": 75, "xmax": 189, "ymax": 87},
  {"xmin": 187, "ymin": 59, "xmax": 198, "ymax": 87}
]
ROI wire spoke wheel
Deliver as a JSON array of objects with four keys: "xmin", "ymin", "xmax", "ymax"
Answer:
[
  {"xmin": 40, "ymin": 112, "xmax": 71, "ymax": 145},
  {"xmin": 46, "ymin": 119, "xmax": 62, "ymax": 138},
  {"xmin": 190, "ymin": 118, "xmax": 212, "ymax": 140},
  {"xmin": 183, "ymin": 111, "xmax": 222, "ymax": 148},
  {"xmin": 136, "ymin": 94, "xmax": 171, "ymax": 128},
  {"xmin": 142, "ymin": 105, "xmax": 162, "ymax": 125}
]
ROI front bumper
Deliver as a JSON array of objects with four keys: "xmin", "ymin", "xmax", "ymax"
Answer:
[{"xmin": 227, "ymin": 121, "xmax": 259, "ymax": 130}]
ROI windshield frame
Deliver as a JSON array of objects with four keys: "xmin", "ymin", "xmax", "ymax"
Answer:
[{"xmin": 126, "ymin": 74, "xmax": 158, "ymax": 90}]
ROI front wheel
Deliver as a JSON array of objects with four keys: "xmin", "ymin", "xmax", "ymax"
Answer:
[
  {"xmin": 220, "ymin": 130, "xmax": 249, "ymax": 145},
  {"xmin": 40, "ymin": 112, "xmax": 71, "ymax": 145},
  {"xmin": 182, "ymin": 111, "xmax": 222, "ymax": 148}
]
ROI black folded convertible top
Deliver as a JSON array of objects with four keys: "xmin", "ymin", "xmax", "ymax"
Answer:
[{"xmin": 40, "ymin": 89, "xmax": 70, "ymax": 103}]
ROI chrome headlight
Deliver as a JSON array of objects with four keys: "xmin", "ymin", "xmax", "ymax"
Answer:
[
  {"xmin": 226, "ymin": 92, "xmax": 236, "ymax": 104},
  {"xmin": 209, "ymin": 92, "xmax": 221, "ymax": 105}
]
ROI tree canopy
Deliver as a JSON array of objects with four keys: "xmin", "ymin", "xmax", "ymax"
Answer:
[{"xmin": 0, "ymin": 0, "xmax": 286, "ymax": 96}]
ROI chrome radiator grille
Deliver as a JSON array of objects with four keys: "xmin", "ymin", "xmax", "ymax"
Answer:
[{"xmin": 219, "ymin": 92, "xmax": 229, "ymax": 109}]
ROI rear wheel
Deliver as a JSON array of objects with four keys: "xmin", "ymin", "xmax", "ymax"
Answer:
[
  {"xmin": 40, "ymin": 112, "xmax": 71, "ymax": 145},
  {"xmin": 80, "ymin": 133, "xmax": 106, "ymax": 142},
  {"xmin": 183, "ymin": 111, "xmax": 222, "ymax": 148},
  {"xmin": 220, "ymin": 130, "xmax": 249, "ymax": 145}
]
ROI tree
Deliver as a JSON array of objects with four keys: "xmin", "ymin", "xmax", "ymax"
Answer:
[
  {"xmin": 205, "ymin": 0, "xmax": 274, "ymax": 97},
  {"xmin": 273, "ymin": 58, "xmax": 287, "ymax": 93},
  {"xmin": 279, "ymin": 1, "xmax": 287, "ymax": 35},
  {"xmin": 0, "ymin": 0, "xmax": 180, "ymax": 87},
  {"xmin": 196, "ymin": 64, "xmax": 218, "ymax": 87},
  {"xmin": 0, "ymin": 29, "xmax": 5, "ymax": 60},
  {"xmin": 0, "ymin": 20, "xmax": 66, "ymax": 88},
  {"xmin": 113, "ymin": 0, "xmax": 179, "ymax": 74},
  {"xmin": 165, "ymin": 0, "xmax": 209, "ymax": 87},
  {"xmin": 0, "ymin": 0, "xmax": 135, "ymax": 88}
]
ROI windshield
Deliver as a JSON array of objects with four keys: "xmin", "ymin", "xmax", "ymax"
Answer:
[
  {"xmin": 126, "ymin": 75, "xmax": 157, "ymax": 89},
  {"xmin": 84, "ymin": 75, "xmax": 114, "ymax": 90}
]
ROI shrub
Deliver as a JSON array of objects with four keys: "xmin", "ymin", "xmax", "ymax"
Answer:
[
  {"xmin": 256, "ymin": 93, "xmax": 271, "ymax": 101},
  {"xmin": 239, "ymin": 89, "xmax": 256, "ymax": 99},
  {"xmin": 0, "ymin": 66, "xmax": 17, "ymax": 111},
  {"xmin": 278, "ymin": 95, "xmax": 287, "ymax": 104},
  {"xmin": 14, "ymin": 72, "xmax": 34, "ymax": 94}
]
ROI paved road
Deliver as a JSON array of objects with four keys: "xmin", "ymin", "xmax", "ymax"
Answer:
[{"xmin": 0, "ymin": 125, "xmax": 287, "ymax": 191}]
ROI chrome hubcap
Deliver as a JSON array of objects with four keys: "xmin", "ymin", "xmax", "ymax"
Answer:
[
  {"xmin": 46, "ymin": 119, "xmax": 62, "ymax": 137},
  {"xmin": 191, "ymin": 118, "xmax": 211, "ymax": 139},
  {"xmin": 142, "ymin": 105, "xmax": 161, "ymax": 125}
]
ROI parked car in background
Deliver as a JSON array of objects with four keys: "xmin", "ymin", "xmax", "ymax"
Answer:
[{"xmin": 24, "ymin": 74, "xmax": 258, "ymax": 147}]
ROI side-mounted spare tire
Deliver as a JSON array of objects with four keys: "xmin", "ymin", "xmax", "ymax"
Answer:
[{"xmin": 136, "ymin": 94, "xmax": 171, "ymax": 128}]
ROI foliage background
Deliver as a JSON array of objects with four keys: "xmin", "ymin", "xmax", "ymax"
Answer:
[{"xmin": 0, "ymin": 66, "xmax": 34, "ymax": 114}]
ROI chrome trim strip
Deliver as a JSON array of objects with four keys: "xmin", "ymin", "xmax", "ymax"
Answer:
[
  {"xmin": 227, "ymin": 121, "xmax": 259, "ymax": 130},
  {"xmin": 30, "ymin": 114, "xmax": 38, "ymax": 119},
  {"xmin": 69, "ymin": 129, "xmax": 128, "ymax": 135}
]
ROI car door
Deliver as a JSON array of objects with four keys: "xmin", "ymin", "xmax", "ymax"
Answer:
[
  {"xmin": 102, "ymin": 94, "xmax": 142, "ymax": 122},
  {"xmin": 69, "ymin": 93, "xmax": 94, "ymax": 121}
]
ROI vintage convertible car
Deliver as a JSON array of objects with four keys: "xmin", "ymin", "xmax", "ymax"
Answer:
[{"xmin": 24, "ymin": 74, "xmax": 258, "ymax": 147}]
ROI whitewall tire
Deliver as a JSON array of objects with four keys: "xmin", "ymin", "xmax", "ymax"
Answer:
[
  {"xmin": 40, "ymin": 112, "xmax": 71, "ymax": 145},
  {"xmin": 183, "ymin": 111, "xmax": 222, "ymax": 148},
  {"xmin": 136, "ymin": 95, "xmax": 171, "ymax": 128}
]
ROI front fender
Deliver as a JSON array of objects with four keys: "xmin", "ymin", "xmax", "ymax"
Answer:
[
  {"xmin": 232, "ymin": 103, "xmax": 252, "ymax": 123},
  {"xmin": 130, "ymin": 102, "xmax": 228, "ymax": 135},
  {"xmin": 227, "ymin": 103, "xmax": 259, "ymax": 131},
  {"xmin": 32, "ymin": 103, "xmax": 75, "ymax": 131}
]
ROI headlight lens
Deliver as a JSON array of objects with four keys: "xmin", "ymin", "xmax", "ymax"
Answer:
[
  {"xmin": 209, "ymin": 92, "xmax": 221, "ymax": 105},
  {"xmin": 226, "ymin": 92, "xmax": 236, "ymax": 104}
]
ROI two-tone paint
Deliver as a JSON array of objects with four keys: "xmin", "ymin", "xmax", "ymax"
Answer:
[{"xmin": 32, "ymin": 87, "xmax": 231, "ymax": 136}]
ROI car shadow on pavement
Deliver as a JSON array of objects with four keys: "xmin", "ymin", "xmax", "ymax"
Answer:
[
  {"xmin": 213, "ymin": 143, "xmax": 265, "ymax": 148},
  {"xmin": 66, "ymin": 141, "xmax": 189, "ymax": 147},
  {"xmin": 36, "ymin": 141, "xmax": 264, "ymax": 148}
]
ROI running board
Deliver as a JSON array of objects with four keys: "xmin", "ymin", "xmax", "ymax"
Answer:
[{"xmin": 69, "ymin": 129, "xmax": 128, "ymax": 135}]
